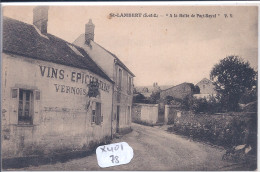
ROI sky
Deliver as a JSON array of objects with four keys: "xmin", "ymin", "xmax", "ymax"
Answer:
[{"xmin": 2, "ymin": 5, "xmax": 258, "ymax": 86}]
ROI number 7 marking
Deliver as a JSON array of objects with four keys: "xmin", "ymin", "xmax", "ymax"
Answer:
[{"xmin": 110, "ymin": 155, "xmax": 119, "ymax": 163}]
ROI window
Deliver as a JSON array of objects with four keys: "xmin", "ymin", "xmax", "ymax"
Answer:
[
  {"xmin": 18, "ymin": 89, "xmax": 33, "ymax": 125},
  {"xmin": 118, "ymin": 68, "xmax": 122, "ymax": 90},
  {"xmin": 92, "ymin": 102, "xmax": 102, "ymax": 125},
  {"xmin": 128, "ymin": 76, "xmax": 132, "ymax": 94}
]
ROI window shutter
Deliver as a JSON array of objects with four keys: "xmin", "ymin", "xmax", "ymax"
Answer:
[
  {"xmin": 10, "ymin": 88, "xmax": 19, "ymax": 124},
  {"xmin": 96, "ymin": 113, "xmax": 100, "ymax": 125},
  {"xmin": 96, "ymin": 103, "xmax": 101, "ymax": 125},
  {"xmin": 129, "ymin": 106, "xmax": 132, "ymax": 124},
  {"xmin": 99, "ymin": 103, "xmax": 102, "ymax": 124},
  {"xmin": 35, "ymin": 90, "xmax": 40, "ymax": 100},
  {"xmin": 33, "ymin": 90, "xmax": 41, "ymax": 125},
  {"xmin": 11, "ymin": 88, "xmax": 18, "ymax": 98}
]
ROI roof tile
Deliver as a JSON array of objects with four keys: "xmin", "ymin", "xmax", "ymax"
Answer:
[{"xmin": 3, "ymin": 16, "xmax": 113, "ymax": 83}]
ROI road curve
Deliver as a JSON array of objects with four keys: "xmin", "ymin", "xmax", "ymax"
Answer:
[{"xmin": 18, "ymin": 123, "xmax": 234, "ymax": 171}]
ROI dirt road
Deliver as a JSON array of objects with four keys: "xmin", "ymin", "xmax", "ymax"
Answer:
[{"xmin": 18, "ymin": 123, "xmax": 236, "ymax": 171}]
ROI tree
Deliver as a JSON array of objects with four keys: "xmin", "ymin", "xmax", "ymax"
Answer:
[
  {"xmin": 148, "ymin": 91, "xmax": 160, "ymax": 104},
  {"xmin": 210, "ymin": 56, "xmax": 257, "ymax": 111},
  {"xmin": 189, "ymin": 83, "xmax": 200, "ymax": 94},
  {"xmin": 133, "ymin": 93, "xmax": 147, "ymax": 103},
  {"xmin": 194, "ymin": 85, "xmax": 200, "ymax": 94}
]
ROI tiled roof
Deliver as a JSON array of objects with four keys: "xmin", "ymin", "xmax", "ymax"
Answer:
[
  {"xmin": 161, "ymin": 82, "xmax": 194, "ymax": 92},
  {"xmin": 196, "ymin": 78, "xmax": 213, "ymax": 85},
  {"xmin": 2, "ymin": 17, "xmax": 113, "ymax": 83}
]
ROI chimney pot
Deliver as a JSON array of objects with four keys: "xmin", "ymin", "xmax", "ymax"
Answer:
[
  {"xmin": 85, "ymin": 19, "xmax": 95, "ymax": 44},
  {"xmin": 33, "ymin": 6, "xmax": 49, "ymax": 34}
]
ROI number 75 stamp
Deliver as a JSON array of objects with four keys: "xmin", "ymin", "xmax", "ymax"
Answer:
[{"xmin": 96, "ymin": 142, "xmax": 134, "ymax": 168}]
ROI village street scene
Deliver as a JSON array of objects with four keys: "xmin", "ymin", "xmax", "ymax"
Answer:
[{"xmin": 1, "ymin": 4, "xmax": 258, "ymax": 171}]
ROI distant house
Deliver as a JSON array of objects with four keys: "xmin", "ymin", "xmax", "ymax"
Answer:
[
  {"xmin": 160, "ymin": 82, "xmax": 197, "ymax": 100},
  {"xmin": 193, "ymin": 78, "xmax": 217, "ymax": 100},
  {"xmin": 196, "ymin": 78, "xmax": 216, "ymax": 94}
]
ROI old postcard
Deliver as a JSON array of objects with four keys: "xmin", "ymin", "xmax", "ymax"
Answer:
[{"xmin": 1, "ymin": 3, "xmax": 258, "ymax": 171}]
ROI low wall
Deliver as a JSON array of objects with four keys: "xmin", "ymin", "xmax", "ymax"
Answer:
[
  {"xmin": 166, "ymin": 107, "xmax": 257, "ymax": 150},
  {"xmin": 132, "ymin": 103, "xmax": 159, "ymax": 124},
  {"xmin": 165, "ymin": 105, "xmax": 181, "ymax": 124}
]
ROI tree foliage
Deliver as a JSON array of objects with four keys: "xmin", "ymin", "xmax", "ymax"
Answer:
[
  {"xmin": 210, "ymin": 56, "xmax": 257, "ymax": 111},
  {"xmin": 133, "ymin": 93, "xmax": 148, "ymax": 103},
  {"xmin": 189, "ymin": 84, "xmax": 200, "ymax": 94},
  {"xmin": 148, "ymin": 91, "xmax": 160, "ymax": 104}
]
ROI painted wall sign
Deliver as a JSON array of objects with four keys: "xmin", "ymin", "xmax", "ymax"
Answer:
[{"xmin": 39, "ymin": 65, "xmax": 110, "ymax": 93}]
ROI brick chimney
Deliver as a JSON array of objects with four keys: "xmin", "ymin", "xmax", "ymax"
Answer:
[
  {"xmin": 33, "ymin": 6, "xmax": 49, "ymax": 34},
  {"xmin": 85, "ymin": 19, "xmax": 95, "ymax": 44}
]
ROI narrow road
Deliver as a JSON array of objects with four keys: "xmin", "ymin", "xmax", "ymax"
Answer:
[{"xmin": 19, "ymin": 123, "xmax": 235, "ymax": 171}]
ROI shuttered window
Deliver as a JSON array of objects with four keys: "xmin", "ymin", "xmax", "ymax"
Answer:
[
  {"xmin": 128, "ymin": 76, "xmax": 132, "ymax": 94},
  {"xmin": 18, "ymin": 89, "xmax": 33, "ymax": 125},
  {"xmin": 92, "ymin": 102, "xmax": 102, "ymax": 125},
  {"xmin": 118, "ymin": 68, "xmax": 122, "ymax": 90}
]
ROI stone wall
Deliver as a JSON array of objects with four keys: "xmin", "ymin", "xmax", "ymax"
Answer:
[
  {"xmin": 166, "ymin": 105, "xmax": 257, "ymax": 149},
  {"xmin": 132, "ymin": 103, "xmax": 159, "ymax": 124},
  {"xmin": 164, "ymin": 105, "xmax": 181, "ymax": 124}
]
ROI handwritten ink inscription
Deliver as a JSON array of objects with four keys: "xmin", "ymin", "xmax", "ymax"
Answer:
[{"xmin": 96, "ymin": 142, "xmax": 134, "ymax": 168}]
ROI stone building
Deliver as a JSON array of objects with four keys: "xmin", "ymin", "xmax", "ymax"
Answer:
[
  {"xmin": 2, "ymin": 7, "xmax": 114, "ymax": 160},
  {"xmin": 73, "ymin": 19, "xmax": 135, "ymax": 134},
  {"xmin": 196, "ymin": 78, "xmax": 216, "ymax": 95},
  {"xmin": 160, "ymin": 82, "xmax": 196, "ymax": 100},
  {"xmin": 193, "ymin": 78, "xmax": 217, "ymax": 100}
]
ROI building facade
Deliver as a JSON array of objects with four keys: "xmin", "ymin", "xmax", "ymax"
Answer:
[
  {"xmin": 195, "ymin": 78, "xmax": 217, "ymax": 95},
  {"xmin": 2, "ymin": 7, "xmax": 114, "ymax": 159},
  {"xmin": 193, "ymin": 78, "xmax": 217, "ymax": 100},
  {"xmin": 74, "ymin": 20, "xmax": 135, "ymax": 134}
]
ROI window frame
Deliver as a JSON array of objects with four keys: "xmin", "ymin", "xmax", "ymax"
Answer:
[
  {"xmin": 17, "ymin": 89, "xmax": 34, "ymax": 125},
  {"xmin": 127, "ymin": 76, "xmax": 132, "ymax": 94},
  {"xmin": 11, "ymin": 88, "xmax": 41, "ymax": 126},
  {"xmin": 91, "ymin": 100, "xmax": 103, "ymax": 125},
  {"xmin": 118, "ymin": 68, "xmax": 123, "ymax": 90}
]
